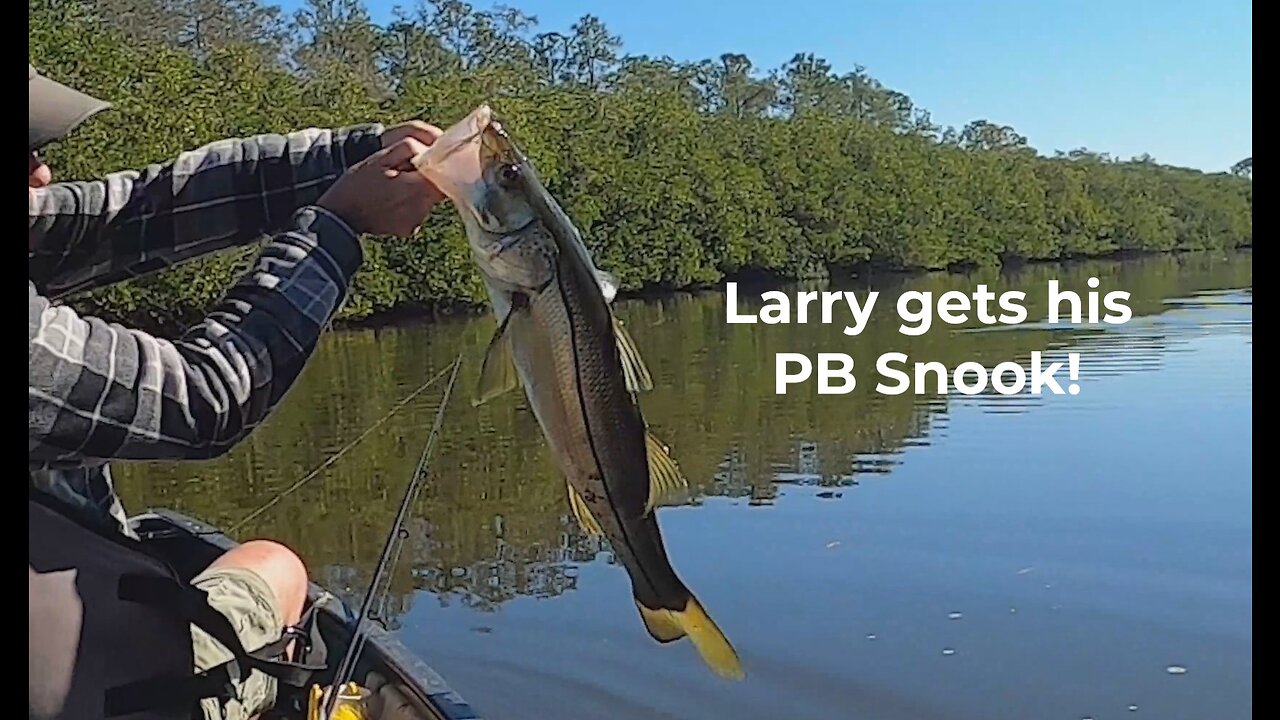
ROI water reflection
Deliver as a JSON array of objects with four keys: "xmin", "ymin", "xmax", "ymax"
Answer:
[{"xmin": 113, "ymin": 250, "xmax": 1252, "ymax": 627}]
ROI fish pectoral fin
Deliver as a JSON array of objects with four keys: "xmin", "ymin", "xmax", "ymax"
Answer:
[
  {"xmin": 613, "ymin": 315, "xmax": 654, "ymax": 394},
  {"xmin": 635, "ymin": 596, "xmax": 745, "ymax": 681},
  {"xmin": 566, "ymin": 481, "xmax": 605, "ymax": 536},
  {"xmin": 473, "ymin": 307, "xmax": 521, "ymax": 407},
  {"xmin": 644, "ymin": 431, "xmax": 690, "ymax": 514}
]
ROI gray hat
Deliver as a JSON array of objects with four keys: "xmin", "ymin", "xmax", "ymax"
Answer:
[{"xmin": 29, "ymin": 64, "xmax": 111, "ymax": 152}]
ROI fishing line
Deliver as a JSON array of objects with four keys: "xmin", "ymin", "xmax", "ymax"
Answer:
[
  {"xmin": 228, "ymin": 361, "xmax": 458, "ymax": 535},
  {"xmin": 320, "ymin": 353, "xmax": 463, "ymax": 720}
]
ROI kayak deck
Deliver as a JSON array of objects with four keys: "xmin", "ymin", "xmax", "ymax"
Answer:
[{"xmin": 127, "ymin": 508, "xmax": 483, "ymax": 720}]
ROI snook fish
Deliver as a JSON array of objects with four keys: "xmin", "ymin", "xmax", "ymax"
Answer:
[{"xmin": 413, "ymin": 105, "xmax": 743, "ymax": 680}]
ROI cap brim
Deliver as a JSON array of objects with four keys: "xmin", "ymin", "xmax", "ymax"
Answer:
[{"xmin": 29, "ymin": 73, "xmax": 111, "ymax": 152}]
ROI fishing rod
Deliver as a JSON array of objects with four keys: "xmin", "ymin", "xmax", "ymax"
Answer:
[{"xmin": 319, "ymin": 354, "xmax": 464, "ymax": 720}]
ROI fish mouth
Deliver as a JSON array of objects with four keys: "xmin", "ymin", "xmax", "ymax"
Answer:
[
  {"xmin": 414, "ymin": 104, "xmax": 493, "ymax": 169},
  {"xmin": 410, "ymin": 104, "xmax": 495, "ymax": 212},
  {"xmin": 415, "ymin": 104, "xmax": 546, "ymax": 264},
  {"xmin": 411, "ymin": 104, "xmax": 509, "ymax": 239}
]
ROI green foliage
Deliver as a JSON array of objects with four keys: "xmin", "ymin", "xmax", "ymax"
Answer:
[{"xmin": 29, "ymin": 0, "xmax": 1253, "ymax": 327}]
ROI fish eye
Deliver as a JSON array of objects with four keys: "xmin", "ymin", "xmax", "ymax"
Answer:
[{"xmin": 499, "ymin": 163, "xmax": 521, "ymax": 186}]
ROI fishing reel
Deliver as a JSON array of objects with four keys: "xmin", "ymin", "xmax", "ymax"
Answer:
[{"xmin": 306, "ymin": 681, "xmax": 374, "ymax": 720}]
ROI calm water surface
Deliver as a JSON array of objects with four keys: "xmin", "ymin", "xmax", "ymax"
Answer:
[{"xmin": 117, "ymin": 251, "xmax": 1252, "ymax": 720}]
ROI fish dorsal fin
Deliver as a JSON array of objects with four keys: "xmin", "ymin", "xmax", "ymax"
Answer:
[
  {"xmin": 593, "ymin": 266, "xmax": 652, "ymax": 394},
  {"xmin": 566, "ymin": 481, "xmax": 605, "ymax": 536},
  {"xmin": 473, "ymin": 306, "xmax": 521, "ymax": 407},
  {"xmin": 596, "ymin": 269, "xmax": 619, "ymax": 304},
  {"xmin": 613, "ymin": 315, "xmax": 654, "ymax": 394},
  {"xmin": 644, "ymin": 431, "xmax": 689, "ymax": 514}
]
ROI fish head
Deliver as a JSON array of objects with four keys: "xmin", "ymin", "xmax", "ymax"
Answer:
[
  {"xmin": 415, "ymin": 104, "xmax": 618, "ymax": 303},
  {"xmin": 413, "ymin": 104, "xmax": 559, "ymax": 295}
]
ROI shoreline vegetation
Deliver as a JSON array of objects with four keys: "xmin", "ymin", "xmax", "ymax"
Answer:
[
  {"xmin": 330, "ymin": 247, "xmax": 1254, "ymax": 333},
  {"xmin": 31, "ymin": 0, "xmax": 1252, "ymax": 333}
]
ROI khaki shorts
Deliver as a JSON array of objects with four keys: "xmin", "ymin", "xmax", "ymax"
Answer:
[{"xmin": 191, "ymin": 565, "xmax": 285, "ymax": 720}]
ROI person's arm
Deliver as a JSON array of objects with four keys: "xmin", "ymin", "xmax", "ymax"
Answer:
[
  {"xmin": 28, "ymin": 125, "xmax": 385, "ymax": 300},
  {"xmin": 28, "ymin": 204, "xmax": 364, "ymax": 466}
]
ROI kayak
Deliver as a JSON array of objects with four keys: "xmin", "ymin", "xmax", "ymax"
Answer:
[{"xmin": 126, "ymin": 508, "xmax": 484, "ymax": 720}]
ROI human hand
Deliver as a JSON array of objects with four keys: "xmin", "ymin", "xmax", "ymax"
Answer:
[
  {"xmin": 380, "ymin": 120, "xmax": 444, "ymax": 157},
  {"xmin": 317, "ymin": 137, "xmax": 443, "ymax": 237}
]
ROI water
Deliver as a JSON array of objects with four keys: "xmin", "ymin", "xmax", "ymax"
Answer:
[{"xmin": 115, "ymin": 250, "xmax": 1252, "ymax": 720}]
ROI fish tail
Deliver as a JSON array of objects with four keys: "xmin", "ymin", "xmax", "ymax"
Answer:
[{"xmin": 634, "ymin": 594, "xmax": 745, "ymax": 680}]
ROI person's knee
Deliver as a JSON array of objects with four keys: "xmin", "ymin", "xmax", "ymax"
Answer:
[{"xmin": 208, "ymin": 540, "xmax": 308, "ymax": 625}]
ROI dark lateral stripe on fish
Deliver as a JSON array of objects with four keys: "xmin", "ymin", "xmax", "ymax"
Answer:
[{"xmin": 554, "ymin": 262, "xmax": 670, "ymax": 602}]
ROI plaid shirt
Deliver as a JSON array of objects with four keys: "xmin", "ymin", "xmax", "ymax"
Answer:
[{"xmin": 28, "ymin": 124, "xmax": 385, "ymax": 536}]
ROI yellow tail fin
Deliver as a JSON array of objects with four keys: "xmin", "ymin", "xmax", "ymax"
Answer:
[{"xmin": 636, "ymin": 596, "xmax": 745, "ymax": 680}]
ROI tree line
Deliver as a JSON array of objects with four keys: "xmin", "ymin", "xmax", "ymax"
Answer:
[{"xmin": 30, "ymin": 0, "xmax": 1253, "ymax": 328}]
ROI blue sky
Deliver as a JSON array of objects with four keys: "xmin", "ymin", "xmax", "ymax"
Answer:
[{"xmin": 291, "ymin": 0, "xmax": 1252, "ymax": 173}]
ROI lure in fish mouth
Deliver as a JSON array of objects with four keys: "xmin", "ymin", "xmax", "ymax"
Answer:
[{"xmin": 414, "ymin": 105, "xmax": 745, "ymax": 681}]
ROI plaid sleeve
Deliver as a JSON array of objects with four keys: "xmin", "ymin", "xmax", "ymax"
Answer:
[
  {"xmin": 28, "ymin": 205, "xmax": 363, "ymax": 465},
  {"xmin": 28, "ymin": 124, "xmax": 385, "ymax": 299}
]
